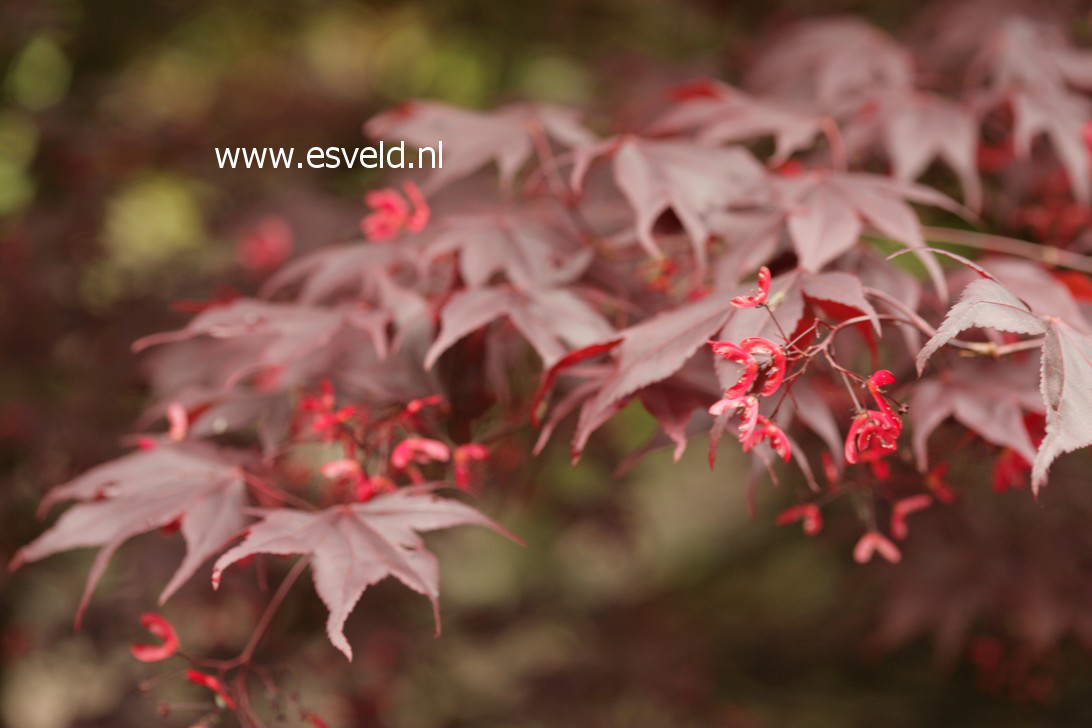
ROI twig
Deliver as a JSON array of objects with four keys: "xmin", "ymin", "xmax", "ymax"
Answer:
[
  {"xmin": 239, "ymin": 557, "xmax": 309, "ymax": 665},
  {"xmin": 862, "ymin": 287, "xmax": 937, "ymax": 336},
  {"xmin": 855, "ymin": 295, "xmax": 1046, "ymax": 358},
  {"xmin": 527, "ymin": 120, "xmax": 599, "ymax": 239},
  {"xmin": 243, "ymin": 472, "xmax": 317, "ymax": 512},
  {"xmin": 198, "ymin": 557, "xmax": 311, "ymax": 672},
  {"xmin": 820, "ymin": 117, "xmax": 847, "ymax": 172},
  {"xmin": 921, "ymin": 226, "xmax": 1092, "ymax": 275}
]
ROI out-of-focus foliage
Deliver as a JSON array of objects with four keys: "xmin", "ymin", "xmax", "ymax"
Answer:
[{"xmin": 5, "ymin": 1, "xmax": 1092, "ymax": 727}]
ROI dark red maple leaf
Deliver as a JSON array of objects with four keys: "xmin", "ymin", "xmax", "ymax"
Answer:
[
  {"xmin": 1011, "ymin": 88, "xmax": 1091, "ymax": 204},
  {"xmin": 211, "ymin": 486, "xmax": 517, "ymax": 660},
  {"xmin": 800, "ymin": 270, "xmax": 881, "ymax": 334},
  {"xmin": 636, "ymin": 383, "xmax": 708, "ymax": 462},
  {"xmin": 530, "ymin": 339, "xmax": 623, "ymax": 428}
]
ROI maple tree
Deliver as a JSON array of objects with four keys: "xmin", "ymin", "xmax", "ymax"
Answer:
[{"xmin": 11, "ymin": 7, "xmax": 1092, "ymax": 724}]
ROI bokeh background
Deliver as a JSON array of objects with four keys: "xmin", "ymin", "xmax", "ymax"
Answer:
[{"xmin": 4, "ymin": 1, "xmax": 1092, "ymax": 726}]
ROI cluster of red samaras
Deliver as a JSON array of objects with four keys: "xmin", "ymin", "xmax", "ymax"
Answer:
[
  {"xmin": 704, "ymin": 267, "xmax": 935, "ymax": 564},
  {"xmin": 299, "ymin": 381, "xmax": 489, "ymax": 501},
  {"xmin": 706, "ymin": 268, "xmax": 791, "ymax": 461},
  {"xmin": 359, "ymin": 181, "xmax": 430, "ymax": 241},
  {"xmin": 763, "ymin": 365, "xmax": 930, "ymax": 564},
  {"xmin": 845, "ymin": 370, "xmax": 903, "ymax": 470}
]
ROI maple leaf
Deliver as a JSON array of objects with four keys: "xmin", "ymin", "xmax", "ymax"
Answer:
[
  {"xmin": 858, "ymin": 250, "xmax": 925, "ymax": 354},
  {"xmin": 261, "ymin": 242, "xmax": 410, "ymax": 305},
  {"xmin": 985, "ymin": 17, "xmax": 1090, "ymax": 91},
  {"xmin": 425, "ymin": 285, "xmax": 613, "ymax": 369},
  {"xmin": 12, "ymin": 445, "xmax": 250, "ymax": 623},
  {"xmin": 571, "ymin": 137, "xmax": 767, "ymax": 269},
  {"xmin": 1033, "ymin": 322, "xmax": 1092, "ymax": 492},
  {"xmin": 776, "ymin": 172, "xmax": 956, "ymax": 296},
  {"xmin": 142, "ymin": 312, "xmax": 434, "ymax": 431},
  {"xmin": 530, "ymin": 339, "xmax": 623, "ymax": 427},
  {"xmin": 910, "ymin": 358, "xmax": 1043, "ymax": 469},
  {"xmin": 709, "ymin": 209, "xmax": 784, "ymax": 287},
  {"xmin": 915, "ymin": 278, "xmax": 1047, "ymax": 374},
  {"xmin": 1011, "ymin": 88, "xmax": 1092, "ymax": 204},
  {"xmin": 649, "ymin": 80, "xmax": 823, "ymax": 163},
  {"xmin": 782, "ymin": 178, "xmax": 860, "ymax": 272},
  {"xmin": 978, "ymin": 17, "xmax": 1092, "ymax": 202},
  {"xmin": 881, "ymin": 93, "xmax": 982, "ymax": 211},
  {"xmin": 917, "ymin": 279, "xmax": 1092, "ymax": 492},
  {"xmin": 532, "ymin": 379, "xmax": 603, "ymax": 457},
  {"xmin": 786, "ymin": 379, "xmax": 847, "ymax": 468},
  {"xmin": 638, "ymin": 375, "xmax": 720, "ymax": 463},
  {"xmin": 211, "ymin": 487, "xmax": 517, "ymax": 660},
  {"xmin": 365, "ymin": 101, "xmax": 595, "ymax": 193},
  {"xmin": 261, "ymin": 246, "xmax": 435, "ymax": 349},
  {"xmin": 139, "ymin": 387, "xmax": 293, "ymax": 455},
  {"xmin": 569, "ymin": 292, "xmax": 739, "ymax": 457},
  {"xmin": 800, "ymin": 271, "xmax": 881, "ymax": 334},
  {"xmin": 427, "ymin": 212, "xmax": 594, "ymax": 290},
  {"xmin": 133, "ymin": 299, "xmax": 390, "ymax": 388},
  {"xmin": 962, "ymin": 258, "xmax": 1091, "ymax": 334},
  {"xmin": 746, "ymin": 18, "xmax": 913, "ymax": 113}
]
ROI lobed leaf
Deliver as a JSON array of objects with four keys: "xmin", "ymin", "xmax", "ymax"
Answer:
[
  {"xmin": 12, "ymin": 445, "xmax": 250, "ymax": 623},
  {"xmin": 211, "ymin": 487, "xmax": 517, "ymax": 660},
  {"xmin": 916, "ymin": 279, "xmax": 1046, "ymax": 374}
]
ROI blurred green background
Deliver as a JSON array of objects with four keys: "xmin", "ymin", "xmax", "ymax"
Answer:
[{"xmin": 4, "ymin": 0, "xmax": 1092, "ymax": 726}]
